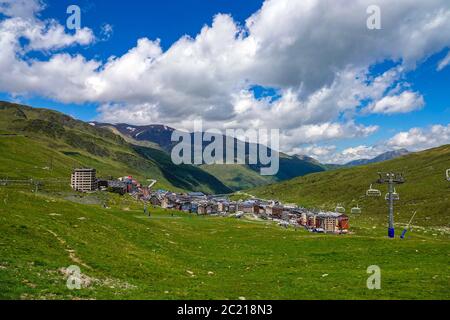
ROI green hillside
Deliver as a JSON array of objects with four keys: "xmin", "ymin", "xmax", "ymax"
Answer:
[
  {"xmin": 200, "ymin": 153, "xmax": 326, "ymax": 191},
  {"xmin": 0, "ymin": 101, "xmax": 230, "ymax": 194},
  {"xmin": 200, "ymin": 164, "xmax": 275, "ymax": 190},
  {"xmin": 1, "ymin": 101, "xmax": 448, "ymax": 300},
  {"xmin": 0, "ymin": 187, "xmax": 448, "ymax": 299},
  {"xmin": 250, "ymin": 145, "xmax": 450, "ymax": 227}
]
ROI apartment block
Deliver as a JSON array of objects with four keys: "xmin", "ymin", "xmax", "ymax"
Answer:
[{"xmin": 70, "ymin": 168, "xmax": 97, "ymax": 192}]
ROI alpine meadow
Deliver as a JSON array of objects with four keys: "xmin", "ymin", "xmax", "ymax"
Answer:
[{"xmin": 0, "ymin": 0, "xmax": 449, "ymax": 304}]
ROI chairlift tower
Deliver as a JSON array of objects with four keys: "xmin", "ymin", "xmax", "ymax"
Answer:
[{"xmin": 377, "ymin": 172, "xmax": 405, "ymax": 238}]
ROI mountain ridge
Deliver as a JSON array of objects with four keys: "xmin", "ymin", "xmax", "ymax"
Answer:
[
  {"xmin": 95, "ymin": 122, "xmax": 326, "ymax": 191},
  {"xmin": 0, "ymin": 101, "xmax": 231, "ymax": 194},
  {"xmin": 345, "ymin": 149, "xmax": 410, "ymax": 167}
]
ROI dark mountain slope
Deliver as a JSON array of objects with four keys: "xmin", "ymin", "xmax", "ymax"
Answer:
[
  {"xmin": 0, "ymin": 101, "xmax": 231, "ymax": 194},
  {"xmin": 98, "ymin": 123, "xmax": 325, "ymax": 191}
]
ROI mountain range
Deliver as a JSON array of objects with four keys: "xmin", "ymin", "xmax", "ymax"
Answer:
[
  {"xmin": 316, "ymin": 149, "xmax": 411, "ymax": 170},
  {"xmin": 92, "ymin": 122, "xmax": 327, "ymax": 190},
  {"xmin": 0, "ymin": 101, "xmax": 417, "ymax": 193},
  {"xmin": 0, "ymin": 101, "xmax": 325, "ymax": 192},
  {"xmin": 95, "ymin": 122, "xmax": 411, "ymax": 178},
  {"xmin": 344, "ymin": 149, "xmax": 410, "ymax": 167}
]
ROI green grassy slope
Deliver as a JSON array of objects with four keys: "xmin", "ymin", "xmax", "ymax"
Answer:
[
  {"xmin": 200, "ymin": 164, "xmax": 275, "ymax": 191},
  {"xmin": 0, "ymin": 187, "xmax": 448, "ymax": 300},
  {"xmin": 199, "ymin": 154, "xmax": 326, "ymax": 191},
  {"xmin": 250, "ymin": 145, "xmax": 450, "ymax": 227},
  {"xmin": 134, "ymin": 146, "xmax": 231, "ymax": 193},
  {"xmin": 0, "ymin": 101, "xmax": 231, "ymax": 194}
]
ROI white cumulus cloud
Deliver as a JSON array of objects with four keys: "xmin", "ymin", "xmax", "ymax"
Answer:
[
  {"xmin": 366, "ymin": 91, "xmax": 425, "ymax": 114},
  {"xmin": 387, "ymin": 124, "xmax": 450, "ymax": 150},
  {"xmin": 299, "ymin": 123, "xmax": 450, "ymax": 164}
]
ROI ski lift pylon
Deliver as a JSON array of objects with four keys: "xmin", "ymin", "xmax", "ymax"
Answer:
[{"xmin": 366, "ymin": 184, "xmax": 381, "ymax": 197}]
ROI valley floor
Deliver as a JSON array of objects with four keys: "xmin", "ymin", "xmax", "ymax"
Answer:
[{"xmin": 0, "ymin": 188, "xmax": 449, "ymax": 300}]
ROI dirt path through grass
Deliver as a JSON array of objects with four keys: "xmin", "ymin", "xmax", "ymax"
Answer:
[{"xmin": 46, "ymin": 229, "xmax": 91, "ymax": 269}]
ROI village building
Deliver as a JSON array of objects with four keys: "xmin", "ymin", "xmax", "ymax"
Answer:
[
  {"xmin": 255, "ymin": 204, "xmax": 266, "ymax": 215},
  {"xmin": 298, "ymin": 212, "xmax": 308, "ymax": 226},
  {"xmin": 188, "ymin": 192, "xmax": 206, "ymax": 200},
  {"xmin": 307, "ymin": 213, "xmax": 316, "ymax": 228},
  {"xmin": 190, "ymin": 202, "xmax": 199, "ymax": 213},
  {"xmin": 70, "ymin": 168, "xmax": 97, "ymax": 192},
  {"xmin": 107, "ymin": 180, "xmax": 128, "ymax": 195},
  {"xmin": 228, "ymin": 202, "xmax": 237, "ymax": 213},
  {"xmin": 180, "ymin": 202, "xmax": 192, "ymax": 212},
  {"xmin": 338, "ymin": 214, "xmax": 349, "ymax": 232},
  {"xmin": 217, "ymin": 201, "xmax": 227, "ymax": 213},
  {"xmin": 161, "ymin": 194, "xmax": 177, "ymax": 209},
  {"xmin": 142, "ymin": 186, "xmax": 349, "ymax": 234},
  {"xmin": 206, "ymin": 203, "xmax": 218, "ymax": 214},
  {"xmin": 149, "ymin": 194, "xmax": 162, "ymax": 206},
  {"xmin": 266, "ymin": 205, "xmax": 284, "ymax": 218},
  {"xmin": 240, "ymin": 202, "xmax": 255, "ymax": 213},
  {"xmin": 97, "ymin": 179, "xmax": 108, "ymax": 190},
  {"xmin": 315, "ymin": 212, "xmax": 350, "ymax": 233},
  {"xmin": 316, "ymin": 213, "xmax": 338, "ymax": 233},
  {"xmin": 197, "ymin": 203, "xmax": 207, "ymax": 215},
  {"xmin": 121, "ymin": 176, "xmax": 139, "ymax": 193}
]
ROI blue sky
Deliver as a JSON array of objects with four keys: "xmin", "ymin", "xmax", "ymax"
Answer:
[
  {"xmin": 342, "ymin": 53, "xmax": 450, "ymax": 149},
  {"xmin": 0, "ymin": 0, "xmax": 449, "ymax": 163},
  {"xmin": 37, "ymin": 0, "xmax": 265, "ymax": 55}
]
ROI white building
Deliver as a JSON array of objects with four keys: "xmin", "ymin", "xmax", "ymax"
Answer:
[{"xmin": 70, "ymin": 168, "xmax": 97, "ymax": 192}]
